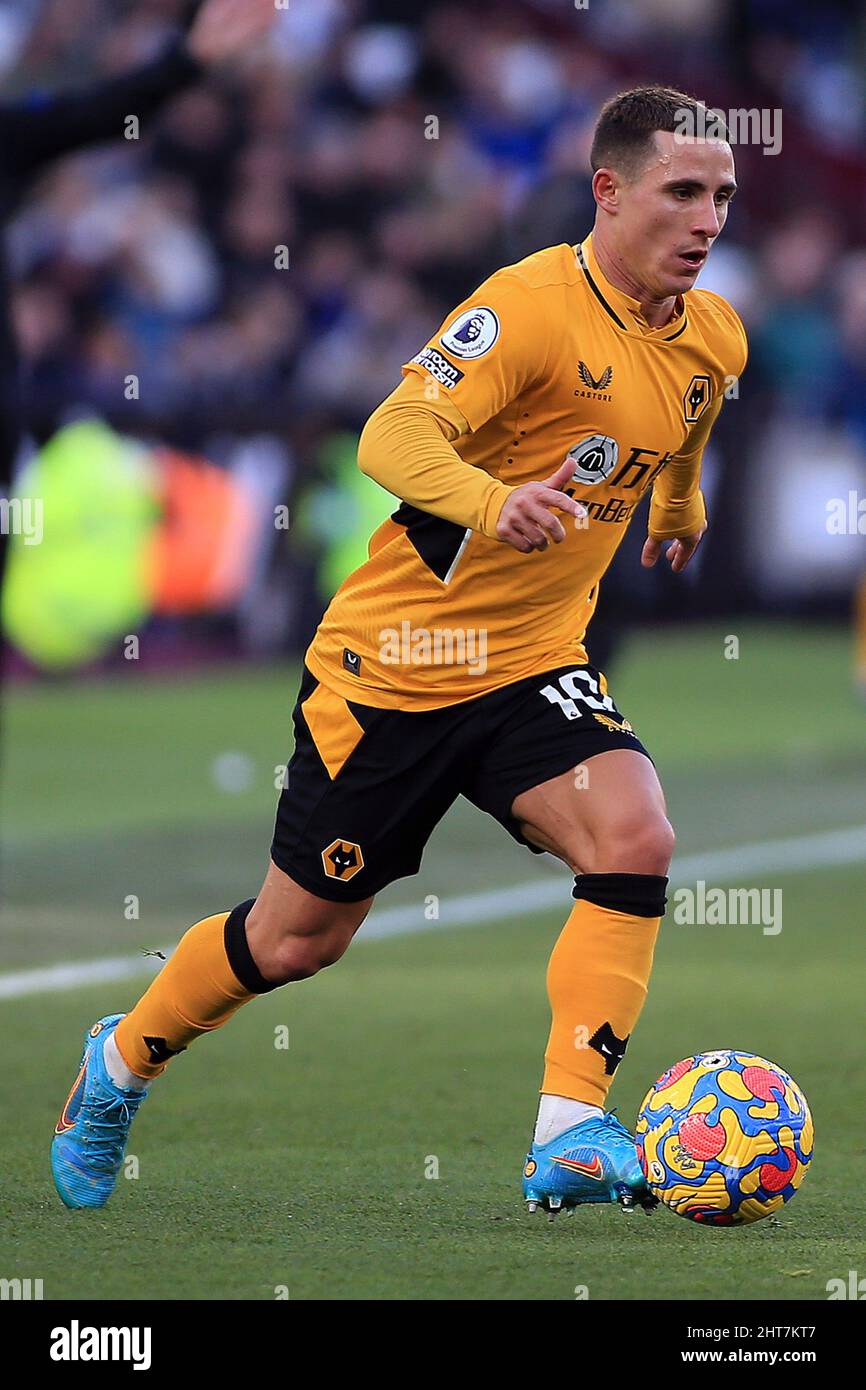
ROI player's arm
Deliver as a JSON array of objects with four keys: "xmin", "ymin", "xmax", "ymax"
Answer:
[
  {"xmin": 358, "ymin": 279, "xmax": 585, "ymax": 554},
  {"xmin": 0, "ymin": 0, "xmax": 275, "ymax": 179},
  {"xmin": 645, "ymin": 300, "xmax": 748, "ymax": 574},
  {"xmin": 358, "ymin": 377, "xmax": 509, "ymax": 535},
  {"xmin": 641, "ymin": 394, "xmax": 722, "ymax": 574}
]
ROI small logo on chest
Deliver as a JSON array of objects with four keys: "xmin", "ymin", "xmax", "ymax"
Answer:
[
  {"xmin": 684, "ymin": 373, "xmax": 712, "ymax": 422},
  {"xmin": 576, "ymin": 360, "xmax": 613, "ymax": 401}
]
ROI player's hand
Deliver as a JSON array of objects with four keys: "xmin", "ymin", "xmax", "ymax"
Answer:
[
  {"xmin": 496, "ymin": 459, "xmax": 587, "ymax": 554},
  {"xmin": 186, "ymin": 0, "xmax": 276, "ymax": 68},
  {"xmin": 641, "ymin": 526, "xmax": 707, "ymax": 574}
]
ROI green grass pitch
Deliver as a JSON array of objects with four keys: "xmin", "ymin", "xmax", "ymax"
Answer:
[{"xmin": 1, "ymin": 622, "xmax": 864, "ymax": 1299}]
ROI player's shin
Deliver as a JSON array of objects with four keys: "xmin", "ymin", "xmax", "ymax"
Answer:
[
  {"xmin": 113, "ymin": 900, "xmax": 272, "ymax": 1083},
  {"xmin": 541, "ymin": 873, "xmax": 668, "ymax": 1115}
]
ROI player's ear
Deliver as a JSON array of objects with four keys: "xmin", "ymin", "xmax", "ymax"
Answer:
[{"xmin": 591, "ymin": 167, "xmax": 619, "ymax": 214}]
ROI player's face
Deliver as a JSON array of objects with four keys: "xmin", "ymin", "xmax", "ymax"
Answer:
[{"xmin": 617, "ymin": 132, "xmax": 737, "ymax": 299}]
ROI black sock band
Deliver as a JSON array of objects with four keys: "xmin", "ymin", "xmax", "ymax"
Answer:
[
  {"xmin": 224, "ymin": 899, "xmax": 278, "ymax": 994},
  {"xmin": 572, "ymin": 873, "xmax": 668, "ymax": 918}
]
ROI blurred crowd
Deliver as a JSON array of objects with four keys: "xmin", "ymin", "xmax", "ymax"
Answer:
[{"xmin": 2, "ymin": 0, "xmax": 865, "ymax": 635}]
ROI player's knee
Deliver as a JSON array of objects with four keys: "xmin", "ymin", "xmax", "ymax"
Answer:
[
  {"xmin": 620, "ymin": 813, "xmax": 675, "ymax": 874},
  {"xmin": 594, "ymin": 811, "xmax": 675, "ymax": 875},
  {"xmin": 246, "ymin": 893, "xmax": 368, "ymax": 985},
  {"xmin": 267, "ymin": 931, "xmax": 348, "ymax": 982}
]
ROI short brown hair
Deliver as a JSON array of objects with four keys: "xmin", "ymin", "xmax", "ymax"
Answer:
[{"xmin": 590, "ymin": 85, "xmax": 727, "ymax": 178}]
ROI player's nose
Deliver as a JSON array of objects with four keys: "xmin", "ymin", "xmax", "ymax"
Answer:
[{"xmin": 693, "ymin": 198, "xmax": 722, "ymax": 239}]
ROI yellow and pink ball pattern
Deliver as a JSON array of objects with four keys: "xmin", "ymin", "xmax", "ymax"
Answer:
[{"xmin": 635, "ymin": 1051, "xmax": 813, "ymax": 1225}]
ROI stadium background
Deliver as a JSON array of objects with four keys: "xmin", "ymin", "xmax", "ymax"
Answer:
[{"xmin": 1, "ymin": 0, "xmax": 865, "ymax": 1301}]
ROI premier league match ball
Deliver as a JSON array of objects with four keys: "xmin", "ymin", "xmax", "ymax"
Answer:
[{"xmin": 635, "ymin": 1051, "xmax": 814, "ymax": 1226}]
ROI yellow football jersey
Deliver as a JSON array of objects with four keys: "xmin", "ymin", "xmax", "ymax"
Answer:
[{"xmin": 306, "ymin": 233, "xmax": 747, "ymax": 710}]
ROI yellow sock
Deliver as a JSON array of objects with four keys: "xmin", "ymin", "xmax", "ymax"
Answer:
[
  {"xmin": 542, "ymin": 874, "xmax": 667, "ymax": 1107},
  {"xmin": 115, "ymin": 900, "xmax": 269, "ymax": 1080}
]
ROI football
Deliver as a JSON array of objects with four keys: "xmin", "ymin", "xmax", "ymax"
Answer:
[{"xmin": 635, "ymin": 1051, "xmax": 814, "ymax": 1226}]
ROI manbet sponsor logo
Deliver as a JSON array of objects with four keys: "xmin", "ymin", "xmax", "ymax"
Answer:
[{"xmin": 49, "ymin": 1320, "xmax": 152, "ymax": 1371}]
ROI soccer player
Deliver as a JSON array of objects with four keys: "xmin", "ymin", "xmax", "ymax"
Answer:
[{"xmin": 52, "ymin": 87, "xmax": 746, "ymax": 1216}]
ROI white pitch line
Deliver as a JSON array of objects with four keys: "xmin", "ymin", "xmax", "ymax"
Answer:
[
  {"xmin": 1, "ymin": 823, "xmax": 865, "ymax": 1001},
  {"xmin": 0, "ymin": 955, "xmax": 153, "ymax": 1000}
]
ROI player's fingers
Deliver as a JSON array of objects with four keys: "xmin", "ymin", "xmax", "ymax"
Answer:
[
  {"xmin": 498, "ymin": 517, "xmax": 541, "ymax": 553},
  {"xmin": 670, "ymin": 530, "xmax": 705, "ymax": 572},
  {"xmin": 523, "ymin": 502, "xmax": 566, "ymax": 544},
  {"xmin": 669, "ymin": 541, "xmax": 687, "ymax": 571},
  {"xmin": 544, "ymin": 458, "xmax": 577, "ymax": 492},
  {"xmin": 512, "ymin": 514, "xmax": 550, "ymax": 550},
  {"xmin": 535, "ymin": 487, "xmax": 587, "ymax": 521},
  {"xmin": 496, "ymin": 519, "xmax": 533, "ymax": 552},
  {"xmin": 641, "ymin": 537, "xmax": 662, "ymax": 568},
  {"xmin": 672, "ymin": 549, "xmax": 697, "ymax": 573}
]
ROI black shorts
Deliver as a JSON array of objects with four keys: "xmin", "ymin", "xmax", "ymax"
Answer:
[{"xmin": 271, "ymin": 663, "xmax": 650, "ymax": 901}]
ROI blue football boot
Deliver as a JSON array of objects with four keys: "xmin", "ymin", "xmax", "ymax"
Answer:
[
  {"xmin": 522, "ymin": 1111, "xmax": 658, "ymax": 1217},
  {"xmin": 51, "ymin": 1014, "xmax": 147, "ymax": 1209}
]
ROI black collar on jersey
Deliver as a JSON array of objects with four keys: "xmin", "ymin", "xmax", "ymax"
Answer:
[{"xmin": 576, "ymin": 244, "xmax": 687, "ymax": 342}]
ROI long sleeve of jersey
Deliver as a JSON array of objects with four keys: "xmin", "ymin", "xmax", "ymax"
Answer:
[
  {"xmin": 648, "ymin": 393, "xmax": 723, "ymax": 540},
  {"xmin": 357, "ymin": 373, "xmax": 513, "ymax": 539}
]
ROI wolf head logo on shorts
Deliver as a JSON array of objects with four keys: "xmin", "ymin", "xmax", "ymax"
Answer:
[{"xmin": 322, "ymin": 838, "xmax": 365, "ymax": 882}]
